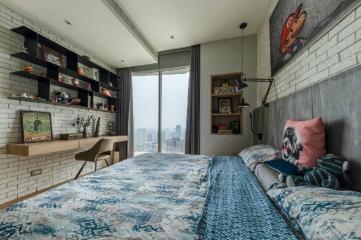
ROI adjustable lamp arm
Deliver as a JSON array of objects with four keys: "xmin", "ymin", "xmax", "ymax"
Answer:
[{"xmin": 243, "ymin": 78, "xmax": 274, "ymax": 107}]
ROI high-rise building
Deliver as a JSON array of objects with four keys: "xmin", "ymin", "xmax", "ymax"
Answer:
[{"xmin": 175, "ymin": 125, "xmax": 181, "ymax": 139}]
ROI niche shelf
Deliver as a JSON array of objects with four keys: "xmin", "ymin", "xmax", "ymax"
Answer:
[
  {"xmin": 211, "ymin": 72, "xmax": 243, "ymax": 135},
  {"xmin": 10, "ymin": 26, "xmax": 121, "ymax": 112}
]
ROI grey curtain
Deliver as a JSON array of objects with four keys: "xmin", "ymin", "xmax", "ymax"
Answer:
[
  {"xmin": 185, "ymin": 45, "xmax": 201, "ymax": 154},
  {"xmin": 117, "ymin": 67, "xmax": 134, "ymax": 158}
]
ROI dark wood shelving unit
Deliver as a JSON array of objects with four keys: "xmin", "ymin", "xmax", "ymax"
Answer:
[
  {"xmin": 11, "ymin": 26, "xmax": 121, "ymax": 112},
  {"xmin": 8, "ymin": 97, "xmax": 116, "ymax": 113}
]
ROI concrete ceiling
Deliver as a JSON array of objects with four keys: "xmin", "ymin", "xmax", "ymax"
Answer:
[
  {"xmin": 0, "ymin": 0, "xmax": 271, "ymax": 68},
  {"xmin": 0, "ymin": 0, "xmax": 157, "ymax": 68},
  {"xmin": 118, "ymin": 0, "xmax": 271, "ymax": 51}
]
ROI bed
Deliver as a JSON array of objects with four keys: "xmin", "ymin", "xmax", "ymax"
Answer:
[
  {"xmin": 0, "ymin": 153, "xmax": 210, "ymax": 239},
  {"xmin": 0, "ymin": 153, "xmax": 300, "ymax": 240}
]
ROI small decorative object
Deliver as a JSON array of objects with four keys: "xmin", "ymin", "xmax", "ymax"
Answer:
[
  {"xmin": 23, "ymin": 66, "xmax": 33, "ymax": 73},
  {"xmin": 41, "ymin": 45, "xmax": 65, "ymax": 67},
  {"xmin": 71, "ymin": 78, "xmax": 79, "ymax": 86},
  {"xmin": 72, "ymin": 115, "xmax": 94, "ymax": 138},
  {"xmin": 110, "ymin": 105, "xmax": 115, "ymax": 112},
  {"xmin": 21, "ymin": 111, "xmax": 53, "ymax": 143},
  {"xmin": 230, "ymin": 121, "xmax": 241, "ymax": 134},
  {"xmin": 96, "ymin": 103, "xmax": 103, "ymax": 110},
  {"xmin": 218, "ymin": 129, "xmax": 233, "ymax": 134},
  {"xmin": 71, "ymin": 98, "xmax": 81, "ymax": 105},
  {"xmin": 107, "ymin": 122, "xmax": 115, "ymax": 136},
  {"xmin": 214, "ymin": 86, "xmax": 236, "ymax": 95},
  {"xmin": 108, "ymin": 81, "xmax": 113, "ymax": 87},
  {"xmin": 77, "ymin": 67, "xmax": 84, "ymax": 76},
  {"xmin": 21, "ymin": 93, "xmax": 28, "ymax": 98},
  {"xmin": 104, "ymin": 103, "xmax": 109, "ymax": 110},
  {"xmin": 93, "ymin": 68, "xmax": 99, "ymax": 81},
  {"xmin": 58, "ymin": 74, "xmax": 64, "ymax": 82},
  {"xmin": 101, "ymin": 88, "xmax": 111, "ymax": 97},
  {"xmin": 218, "ymin": 97, "xmax": 232, "ymax": 113},
  {"xmin": 94, "ymin": 117, "xmax": 100, "ymax": 137},
  {"xmin": 60, "ymin": 133, "xmax": 83, "ymax": 140}
]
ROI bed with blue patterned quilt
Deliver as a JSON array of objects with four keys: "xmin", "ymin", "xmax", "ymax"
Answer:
[
  {"xmin": 0, "ymin": 153, "xmax": 210, "ymax": 239},
  {"xmin": 198, "ymin": 156, "xmax": 297, "ymax": 240}
]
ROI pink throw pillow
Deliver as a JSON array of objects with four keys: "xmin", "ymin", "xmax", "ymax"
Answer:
[{"xmin": 281, "ymin": 117, "xmax": 326, "ymax": 168}]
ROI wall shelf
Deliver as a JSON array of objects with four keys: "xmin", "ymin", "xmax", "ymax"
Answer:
[
  {"xmin": 8, "ymin": 97, "xmax": 116, "ymax": 113},
  {"xmin": 211, "ymin": 73, "xmax": 243, "ymax": 135},
  {"xmin": 10, "ymin": 26, "xmax": 121, "ymax": 112}
]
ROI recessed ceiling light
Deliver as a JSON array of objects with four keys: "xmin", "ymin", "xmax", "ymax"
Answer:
[
  {"xmin": 121, "ymin": 59, "xmax": 125, "ymax": 63},
  {"xmin": 170, "ymin": 35, "xmax": 175, "ymax": 39},
  {"xmin": 64, "ymin": 19, "xmax": 72, "ymax": 26}
]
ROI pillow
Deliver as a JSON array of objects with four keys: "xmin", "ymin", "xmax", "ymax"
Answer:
[
  {"xmin": 239, "ymin": 144, "xmax": 281, "ymax": 171},
  {"xmin": 263, "ymin": 159, "xmax": 301, "ymax": 176},
  {"xmin": 281, "ymin": 117, "xmax": 326, "ymax": 168},
  {"xmin": 254, "ymin": 164, "xmax": 285, "ymax": 191}
]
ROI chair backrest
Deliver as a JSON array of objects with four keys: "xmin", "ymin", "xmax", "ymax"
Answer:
[{"xmin": 93, "ymin": 139, "xmax": 113, "ymax": 156}]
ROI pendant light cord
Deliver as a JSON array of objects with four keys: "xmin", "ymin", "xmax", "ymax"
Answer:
[{"xmin": 241, "ymin": 27, "xmax": 244, "ymax": 77}]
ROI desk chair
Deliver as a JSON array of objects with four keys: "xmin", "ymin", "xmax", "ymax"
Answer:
[{"xmin": 74, "ymin": 139, "xmax": 113, "ymax": 179}]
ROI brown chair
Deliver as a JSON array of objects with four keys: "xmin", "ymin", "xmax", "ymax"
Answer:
[{"xmin": 74, "ymin": 139, "xmax": 113, "ymax": 179}]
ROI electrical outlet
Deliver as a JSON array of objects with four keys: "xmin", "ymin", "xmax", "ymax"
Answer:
[{"xmin": 30, "ymin": 169, "xmax": 42, "ymax": 176}]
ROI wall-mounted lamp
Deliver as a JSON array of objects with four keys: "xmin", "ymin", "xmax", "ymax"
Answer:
[{"xmin": 237, "ymin": 22, "xmax": 274, "ymax": 108}]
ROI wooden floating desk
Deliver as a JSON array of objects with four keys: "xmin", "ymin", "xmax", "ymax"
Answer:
[{"xmin": 7, "ymin": 135, "xmax": 128, "ymax": 156}]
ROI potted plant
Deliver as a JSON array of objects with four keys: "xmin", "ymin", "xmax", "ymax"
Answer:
[{"xmin": 72, "ymin": 115, "xmax": 94, "ymax": 138}]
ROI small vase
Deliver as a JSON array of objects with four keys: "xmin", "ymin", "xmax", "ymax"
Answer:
[{"xmin": 82, "ymin": 127, "xmax": 88, "ymax": 138}]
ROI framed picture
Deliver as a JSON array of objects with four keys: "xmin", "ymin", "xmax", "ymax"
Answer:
[
  {"xmin": 270, "ymin": 0, "xmax": 358, "ymax": 75},
  {"xmin": 41, "ymin": 45, "xmax": 65, "ymax": 67},
  {"xmin": 21, "ymin": 111, "xmax": 53, "ymax": 143},
  {"xmin": 218, "ymin": 97, "xmax": 232, "ymax": 113},
  {"xmin": 230, "ymin": 121, "xmax": 241, "ymax": 134}
]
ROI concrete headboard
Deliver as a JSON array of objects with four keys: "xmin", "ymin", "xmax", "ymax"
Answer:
[{"xmin": 252, "ymin": 65, "xmax": 361, "ymax": 191}]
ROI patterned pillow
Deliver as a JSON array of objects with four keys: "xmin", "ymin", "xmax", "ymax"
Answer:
[
  {"xmin": 281, "ymin": 118, "xmax": 326, "ymax": 168},
  {"xmin": 267, "ymin": 187, "xmax": 361, "ymax": 240},
  {"xmin": 239, "ymin": 144, "xmax": 281, "ymax": 171}
]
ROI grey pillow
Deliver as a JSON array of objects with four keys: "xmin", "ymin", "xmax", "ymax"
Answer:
[{"xmin": 239, "ymin": 144, "xmax": 282, "ymax": 171}]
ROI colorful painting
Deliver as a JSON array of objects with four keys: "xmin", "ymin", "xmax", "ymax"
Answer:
[
  {"xmin": 270, "ymin": 0, "xmax": 358, "ymax": 75},
  {"xmin": 21, "ymin": 111, "xmax": 53, "ymax": 143}
]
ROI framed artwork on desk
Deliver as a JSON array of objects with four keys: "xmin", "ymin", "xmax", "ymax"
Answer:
[{"xmin": 21, "ymin": 111, "xmax": 53, "ymax": 143}]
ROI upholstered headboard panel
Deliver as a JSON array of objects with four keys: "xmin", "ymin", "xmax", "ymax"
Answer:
[{"xmin": 252, "ymin": 65, "xmax": 361, "ymax": 191}]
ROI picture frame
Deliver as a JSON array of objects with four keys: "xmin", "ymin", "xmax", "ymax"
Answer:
[
  {"xmin": 230, "ymin": 120, "xmax": 241, "ymax": 134},
  {"xmin": 21, "ymin": 111, "xmax": 53, "ymax": 143},
  {"xmin": 41, "ymin": 45, "xmax": 65, "ymax": 67},
  {"xmin": 218, "ymin": 97, "xmax": 232, "ymax": 113}
]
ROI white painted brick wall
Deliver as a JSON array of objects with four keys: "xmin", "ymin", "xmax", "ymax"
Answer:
[
  {"xmin": 257, "ymin": 1, "xmax": 361, "ymax": 106},
  {"xmin": 0, "ymin": 3, "xmax": 118, "ymax": 205}
]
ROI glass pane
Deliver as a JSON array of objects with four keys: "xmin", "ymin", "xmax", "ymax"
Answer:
[
  {"xmin": 132, "ymin": 72, "xmax": 159, "ymax": 155},
  {"xmin": 161, "ymin": 68, "xmax": 189, "ymax": 153}
]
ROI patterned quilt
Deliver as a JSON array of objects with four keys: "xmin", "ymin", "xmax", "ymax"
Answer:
[
  {"xmin": 197, "ymin": 156, "xmax": 297, "ymax": 240},
  {"xmin": 0, "ymin": 153, "xmax": 210, "ymax": 239},
  {"xmin": 268, "ymin": 186, "xmax": 361, "ymax": 240}
]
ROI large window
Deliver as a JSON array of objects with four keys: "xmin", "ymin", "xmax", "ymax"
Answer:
[
  {"xmin": 132, "ymin": 72, "xmax": 159, "ymax": 155},
  {"xmin": 133, "ymin": 68, "xmax": 189, "ymax": 155}
]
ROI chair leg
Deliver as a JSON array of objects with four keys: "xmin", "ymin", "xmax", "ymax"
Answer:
[
  {"xmin": 75, "ymin": 162, "xmax": 87, "ymax": 180},
  {"xmin": 105, "ymin": 159, "xmax": 110, "ymax": 166},
  {"xmin": 95, "ymin": 161, "xmax": 97, "ymax": 172}
]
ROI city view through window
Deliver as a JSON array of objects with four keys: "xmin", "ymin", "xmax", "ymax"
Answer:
[{"xmin": 133, "ymin": 69, "xmax": 189, "ymax": 155}]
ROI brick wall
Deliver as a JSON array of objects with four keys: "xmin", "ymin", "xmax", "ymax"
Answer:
[
  {"xmin": 257, "ymin": 1, "xmax": 361, "ymax": 106},
  {"xmin": 0, "ymin": 4, "xmax": 117, "ymax": 205}
]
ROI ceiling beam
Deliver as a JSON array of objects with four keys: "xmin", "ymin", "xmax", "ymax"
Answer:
[{"xmin": 101, "ymin": 0, "xmax": 158, "ymax": 62}]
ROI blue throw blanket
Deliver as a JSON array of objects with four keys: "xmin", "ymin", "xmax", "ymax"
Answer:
[{"xmin": 198, "ymin": 156, "xmax": 297, "ymax": 240}]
